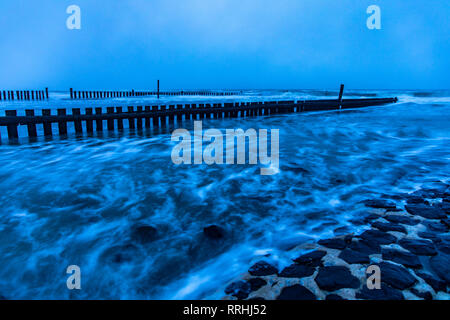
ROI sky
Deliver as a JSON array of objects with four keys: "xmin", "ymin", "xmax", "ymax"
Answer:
[{"xmin": 0, "ymin": 0, "xmax": 449, "ymax": 90}]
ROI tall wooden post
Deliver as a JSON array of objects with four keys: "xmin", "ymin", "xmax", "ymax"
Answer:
[
  {"xmin": 157, "ymin": 80, "xmax": 160, "ymax": 99},
  {"xmin": 338, "ymin": 84, "xmax": 344, "ymax": 108}
]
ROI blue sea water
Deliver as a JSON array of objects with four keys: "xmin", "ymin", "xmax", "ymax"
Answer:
[{"xmin": 0, "ymin": 89, "xmax": 449, "ymax": 299}]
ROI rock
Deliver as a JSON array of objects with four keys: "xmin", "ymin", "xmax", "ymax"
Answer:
[
  {"xmin": 406, "ymin": 195, "xmax": 429, "ymax": 205},
  {"xmin": 248, "ymin": 278, "xmax": 267, "ymax": 292},
  {"xmin": 363, "ymin": 199, "xmax": 397, "ymax": 209},
  {"xmin": 315, "ymin": 266, "xmax": 360, "ymax": 291},
  {"xmin": 418, "ymin": 231, "xmax": 442, "ymax": 243},
  {"xmin": 372, "ymin": 221, "xmax": 407, "ymax": 233},
  {"xmin": 248, "ymin": 261, "xmax": 278, "ymax": 276},
  {"xmin": 225, "ymin": 281, "xmax": 251, "ymax": 299},
  {"xmin": 378, "ymin": 261, "xmax": 417, "ymax": 290},
  {"xmin": 293, "ymin": 250, "xmax": 327, "ymax": 267},
  {"xmin": 441, "ymin": 218, "xmax": 450, "ymax": 228},
  {"xmin": 318, "ymin": 237, "xmax": 350, "ymax": 250},
  {"xmin": 338, "ymin": 249, "xmax": 370, "ymax": 264},
  {"xmin": 405, "ymin": 204, "xmax": 446, "ymax": 220},
  {"xmin": 325, "ymin": 294, "xmax": 344, "ymax": 300},
  {"xmin": 359, "ymin": 229, "xmax": 397, "ymax": 246},
  {"xmin": 279, "ymin": 264, "xmax": 315, "ymax": 278},
  {"xmin": 437, "ymin": 202, "xmax": 450, "ymax": 214},
  {"xmin": 430, "ymin": 254, "xmax": 450, "ymax": 283},
  {"xmin": 355, "ymin": 284, "xmax": 404, "ymax": 300},
  {"xmin": 415, "ymin": 271, "xmax": 447, "ymax": 292},
  {"xmin": 363, "ymin": 214, "xmax": 382, "ymax": 223},
  {"xmin": 410, "ymin": 288, "xmax": 433, "ymax": 300},
  {"xmin": 384, "ymin": 214, "xmax": 420, "ymax": 226},
  {"xmin": 333, "ymin": 226, "xmax": 353, "ymax": 235},
  {"xmin": 381, "ymin": 248, "xmax": 422, "ymax": 268},
  {"xmin": 203, "ymin": 225, "xmax": 225, "ymax": 239},
  {"xmin": 436, "ymin": 240, "xmax": 450, "ymax": 254},
  {"xmin": 422, "ymin": 220, "xmax": 448, "ymax": 233},
  {"xmin": 277, "ymin": 284, "xmax": 316, "ymax": 300},
  {"xmin": 398, "ymin": 238, "xmax": 437, "ymax": 256},
  {"xmin": 318, "ymin": 235, "xmax": 352, "ymax": 250},
  {"xmin": 349, "ymin": 239, "xmax": 381, "ymax": 255},
  {"xmin": 130, "ymin": 225, "xmax": 158, "ymax": 244}
]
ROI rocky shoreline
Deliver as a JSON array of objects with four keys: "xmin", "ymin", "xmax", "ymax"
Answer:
[{"xmin": 222, "ymin": 182, "xmax": 450, "ymax": 300}]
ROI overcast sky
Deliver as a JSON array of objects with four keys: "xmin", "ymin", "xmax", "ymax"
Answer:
[{"xmin": 0, "ymin": 0, "xmax": 448, "ymax": 90}]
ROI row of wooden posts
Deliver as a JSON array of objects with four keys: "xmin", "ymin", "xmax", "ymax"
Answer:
[
  {"xmin": 69, "ymin": 88, "xmax": 239, "ymax": 100},
  {"xmin": 0, "ymin": 97, "xmax": 397, "ymax": 141},
  {"xmin": 0, "ymin": 88, "xmax": 49, "ymax": 101}
]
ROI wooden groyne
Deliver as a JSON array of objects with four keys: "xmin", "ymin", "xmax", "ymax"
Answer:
[
  {"xmin": 0, "ymin": 97, "xmax": 397, "ymax": 141},
  {"xmin": 69, "ymin": 88, "xmax": 239, "ymax": 100},
  {"xmin": 0, "ymin": 88, "xmax": 49, "ymax": 101}
]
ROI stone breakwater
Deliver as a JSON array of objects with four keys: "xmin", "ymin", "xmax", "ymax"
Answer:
[{"xmin": 223, "ymin": 182, "xmax": 450, "ymax": 300}]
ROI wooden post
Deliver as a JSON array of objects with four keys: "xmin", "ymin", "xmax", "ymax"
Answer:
[
  {"xmin": 107, "ymin": 107, "xmax": 115, "ymax": 130},
  {"xmin": 5, "ymin": 110, "xmax": 19, "ymax": 140},
  {"xmin": 338, "ymin": 84, "xmax": 344, "ymax": 108},
  {"xmin": 72, "ymin": 108, "xmax": 83, "ymax": 134},
  {"xmin": 168, "ymin": 105, "xmax": 175, "ymax": 123},
  {"xmin": 145, "ymin": 106, "xmax": 151, "ymax": 128},
  {"xmin": 25, "ymin": 110, "xmax": 37, "ymax": 137},
  {"xmin": 42, "ymin": 109, "xmax": 53, "ymax": 136},
  {"xmin": 176, "ymin": 104, "xmax": 183, "ymax": 122},
  {"xmin": 95, "ymin": 107, "xmax": 103, "ymax": 131},
  {"xmin": 116, "ymin": 107, "xmax": 124, "ymax": 130},
  {"xmin": 45, "ymin": 88, "xmax": 49, "ymax": 99},
  {"xmin": 152, "ymin": 106, "xmax": 159, "ymax": 126},
  {"xmin": 157, "ymin": 80, "xmax": 160, "ymax": 99},
  {"xmin": 128, "ymin": 106, "xmax": 135, "ymax": 129},
  {"xmin": 85, "ymin": 108, "xmax": 94, "ymax": 133},
  {"xmin": 57, "ymin": 109, "xmax": 68, "ymax": 135},
  {"xmin": 136, "ymin": 106, "xmax": 143, "ymax": 129}
]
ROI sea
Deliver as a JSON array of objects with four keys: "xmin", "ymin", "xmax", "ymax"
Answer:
[{"xmin": 0, "ymin": 89, "xmax": 449, "ymax": 299}]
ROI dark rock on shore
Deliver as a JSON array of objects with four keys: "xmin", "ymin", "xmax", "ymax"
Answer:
[
  {"xmin": 398, "ymin": 238, "xmax": 437, "ymax": 256},
  {"xmin": 430, "ymin": 254, "xmax": 450, "ymax": 283},
  {"xmin": 325, "ymin": 294, "xmax": 344, "ymax": 300},
  {"xmin": 378, "ymin": 261, "xmax": 416, "ymax": 290},
  {"xmin": 415, "ymin": 271, "xmax": 447, "ymax": 292},
  {"xmin": 384, "ymin": 214, "xmax": 420, "ymax": 226},
  {"xmin": 410, "ymin": 288, "xmax": 432, "ymax": 300},
  {"xmin": 225, "ymin": 281, "xmax": 251, "ymax": 299},
  {"xmin": 349, "ymin": 239, "xmax": 381, "ymax": 255},
  {"xmin": 318, "ymin": 236, "xmax": 351, "ymax": 250},
  {"xmin": 381, "ymin": 248, "xmax": 422, "ymax": 268},
  {"xmin": 418, "ymin": 231, "xmax": 442, "ymax": 243},
  {"xmin": 338, "ymin": 249, "xmax": 370, "ymax": 264},
  {"xmin": 203, "ymin": 225, "xmax": 225, "ymax": 239},
  {"xmin": 315, "ymin": 266, "xmax": 360, "ymax": 291},
  {"xmin": 279, "ymin": 264, "xmax": 315, "ymax": 278},
  {"xmin": 405, "ymin": 204, "xmax": 446, "ymax": 220},
  {"xmin": 248, "ymin": 261, "xmax": 278, "ymax": 276},
  {"xmin": 130, "ymin": 225, "xmax": 158, "ymax": 244},
  {"xmin": 293, "ymin": 250, "xmax": 326, "ymax": 267},
  {"xmin": 225, "ymin": 278, "xmax": 268, "ymax": 299},
  {"xmin": 363, "ymin": 199, "xmax": 397, "ymax": 209},
  {"xmin": 422, "ymin": 220, "xmax": 448, "ymax": 233},
  {"xmin": 441, "ymin": 218, "xmax": 450, "ymax": 228},
  {"xmin": 355, "ymin": 284, "xmax": 404, "ymax": 300},
  {"xmin": 248, "ymin": 278, "xmax": 267, "ymax": 292},
  {"xmin": 436, "ymin": 240, "xmax": 450, "ymax": 254},
  {"xmin": 359, "ymin": 229, "xmax": 397, "ymax": 246},
  {"xmin": 277, "ymin": 284, "xmax": 316, "ymax": 300},
  {"xmin": 372, "ymin": 221, "xmax": 407, "ymax": 233}
]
